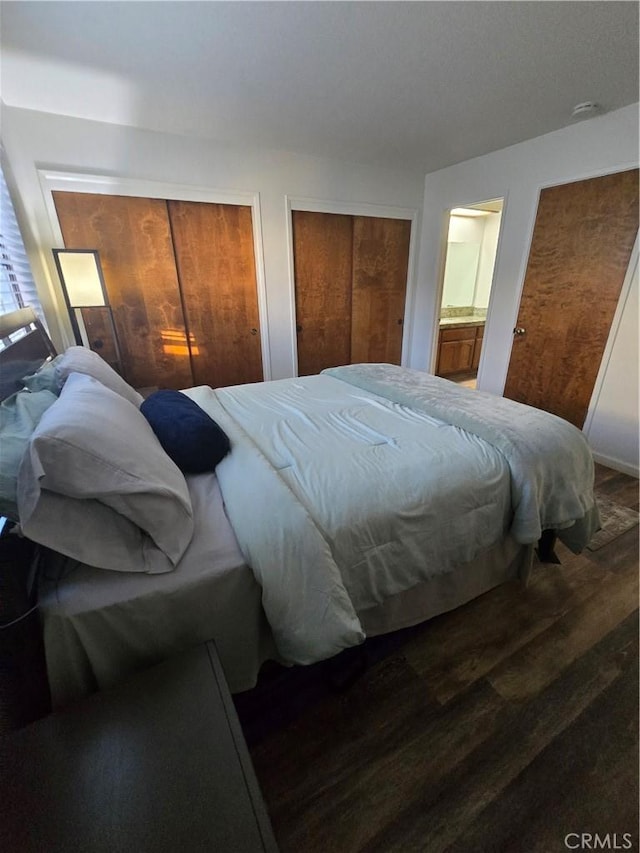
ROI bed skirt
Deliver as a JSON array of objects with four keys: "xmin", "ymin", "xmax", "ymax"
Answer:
[
  {"xmin": 40, "ymin": 530, "xmax": 531, "ymax": 710},
  {"xmin": 358, "ymin": 535, "xmax": 533, "ymax": 636}
]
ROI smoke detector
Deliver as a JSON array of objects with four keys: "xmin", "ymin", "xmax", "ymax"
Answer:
[{"xmin": 571, "ymin": 101, "xmax": 601, "ymax": 119}]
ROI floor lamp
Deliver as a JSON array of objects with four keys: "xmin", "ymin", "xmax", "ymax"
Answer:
[{"xmin": 52, "ymin": 249, "xmax": 122, "ymax": 371}]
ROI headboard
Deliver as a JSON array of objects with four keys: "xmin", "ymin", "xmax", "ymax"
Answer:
[{"xmin": 0, "ymin": 307, "xmax": 57, "ymax": 402}]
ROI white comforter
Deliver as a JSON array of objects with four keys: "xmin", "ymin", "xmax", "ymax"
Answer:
[
  {"xmin": 184, "ymin": 370, "xmax": 521, "ymax": 664},
  {"xmin": 323, "ymin": 364, "xmax": 598, "ymax": 548},
  {"xmin": 186, "ymin": 366, "xmax": 597, "ymax": 666}
]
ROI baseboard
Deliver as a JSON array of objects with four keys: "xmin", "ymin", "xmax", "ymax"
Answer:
[{"xmin": 592, "ymin": 452, "xmax": 639, "ymax": 479}]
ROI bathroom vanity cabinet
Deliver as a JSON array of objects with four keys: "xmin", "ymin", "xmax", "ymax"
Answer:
[{"xmin": 436, "ymin": 321, "xmax": 484, "ymax": 377}]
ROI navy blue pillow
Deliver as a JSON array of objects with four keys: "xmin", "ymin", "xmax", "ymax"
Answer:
[{"xmin": 140, "ymin": 390, "xmax": 230, "ymax": 473}]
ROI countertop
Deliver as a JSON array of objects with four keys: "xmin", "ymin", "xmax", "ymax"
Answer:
[{"xmin": 439, "ymin": 315, "xmax": 486, "ymax": 328}]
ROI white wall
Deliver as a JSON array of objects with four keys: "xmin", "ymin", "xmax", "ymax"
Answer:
[
  {"xmin": 447, "ymin": 215, "xmax": 483, "ymax": 244},
  {"xmin": 0, "ymin": 105, "xmax": 424, "ymax": 380},
  {"xmin": 584, "ymin": 248, "xmax": 639, "ymax": 476},
  {"xmin": 413, "ymin": 102, "xmax": 639, "ymax": 473}
]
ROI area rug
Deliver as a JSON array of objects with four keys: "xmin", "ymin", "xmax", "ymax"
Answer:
[{"xmin": 587, "ymin": 493, "xmax": 639, "ymax": 551}]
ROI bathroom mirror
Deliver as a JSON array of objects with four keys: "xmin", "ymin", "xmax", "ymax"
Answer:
[{"xmin": 436, "ymin": 199, "xmax": 504, "ymax": 388}]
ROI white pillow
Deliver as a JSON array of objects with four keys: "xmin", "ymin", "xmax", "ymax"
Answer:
[
  {"xmin": 55, "ymin": 346, "xmax": 143, "ymax": 407},
  {"xmin": 18, "ymin": 372, "xmax": 194, "ymax": 573}
]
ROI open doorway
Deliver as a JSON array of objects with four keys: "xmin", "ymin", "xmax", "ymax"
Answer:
[{"xmin": 435, "ymin": 199, "xmax": 503, "ymax": 388}]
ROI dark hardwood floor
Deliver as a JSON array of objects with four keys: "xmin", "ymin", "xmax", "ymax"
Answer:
[{"xmin": 245, "ymin": 465, "xmax": 639, "ymax": 853}]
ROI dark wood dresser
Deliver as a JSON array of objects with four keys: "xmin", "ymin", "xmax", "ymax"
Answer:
[{"xmin": 0, "ymin": 641, "xmax": 278, "ymax": 852}]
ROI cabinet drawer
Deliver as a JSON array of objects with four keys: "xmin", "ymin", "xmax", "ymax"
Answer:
[{"xmin": 440, "ymin": 326, "xmax": 477, "ymax": 342}]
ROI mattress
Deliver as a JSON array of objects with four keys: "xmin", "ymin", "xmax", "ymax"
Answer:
[
  {"xmin": 38, "ymin": 472, "xmax": 276, "ymax": 707},
  {"xmin": 40, "ymin": 509, "xmax": 531, "ymax": 711}
]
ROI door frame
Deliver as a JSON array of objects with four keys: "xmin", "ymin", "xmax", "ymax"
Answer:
[
  {"xmin": 38, "ymin": 169, "xmax": 272, "ymax": 380},
  {"xmin": 430, "ymin": 196, "xmax": 507, "ymax": 388},
  {"xmin": 285, "ymin": 195, "xmax": 419, "ymax": 376},
  {"xmin": 582, "ymin": 229, "xmax": 639, "ymax": 456}
]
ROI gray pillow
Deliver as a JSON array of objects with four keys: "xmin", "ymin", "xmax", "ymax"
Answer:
[
  {"xmin": 18, "ymin": 372, "xmax": 194, "ymax": 573},
  {"xmin": 18, "ymin": 490, "xmax": 180, "ymax": 574},
  {"xmin": 0, "ymin": 388, "xmax": 58, "ymax": 520},
  {"xmin": 55, "ymin": 347, "xmax": 143, "ymax": 407}
]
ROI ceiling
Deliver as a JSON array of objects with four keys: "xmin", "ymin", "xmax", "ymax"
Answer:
[{"xmin": 1, "ymin": 1, "xmax": 638, "ymax": 173}]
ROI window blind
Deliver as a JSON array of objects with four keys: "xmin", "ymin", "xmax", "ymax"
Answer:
[{"xmin": 0, "ymin": 164, "xmax": 46, "ymax": 326}]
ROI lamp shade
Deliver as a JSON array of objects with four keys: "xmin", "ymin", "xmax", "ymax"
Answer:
[{"xmin": 53, "ymin": 250, "xmax": 107, "ymax": 307}]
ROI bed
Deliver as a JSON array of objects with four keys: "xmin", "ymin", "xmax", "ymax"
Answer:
[{"xmin": 0, "ymin": 309, "xmax": 599, "ymax": 708}]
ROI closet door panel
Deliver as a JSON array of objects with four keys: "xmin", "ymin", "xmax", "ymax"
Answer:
[
  {"xmin": 351, "ymin": 217, "xmax": 411, "ymax": 365},
  {"xmin": 167, "ymin": 200, "xmax": 263, "ymax": 388},
  {"xmin": 53, "ymin": 191, "xmax": 192, "ymax": 390},
  {"xmin": 292, "ymin": 211, "xmax": 353, "ymax": 376}
]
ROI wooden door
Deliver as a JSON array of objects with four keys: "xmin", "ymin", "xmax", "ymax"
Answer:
[
  {"xmin": 504, "ymin": 169, "xmax": 639, "ymax": 428},
  {"xmin": 53, "ymin": 191, "xmax": 192, "ymax": 390},
  {"xmin": 167, "ymin": 201, "xmax": 263, "ymax": 388},
  {"xmin": 292, "ymin": 211, "xmax": 353, "ymax": 376},
  {"xmin": 351, "ymin": 216, "xmax": 410, "ymax": 364}
]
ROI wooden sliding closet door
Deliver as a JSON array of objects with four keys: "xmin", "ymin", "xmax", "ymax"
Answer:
[
  {"xmin": 292, "ymin": 211, "xmax": 354, "ymax": 376},
  {"xmin": 53, "ymin": 191, "xmax": 192, "ymax": 390},
  {"xmin": 351, "ymin": 216, "xmax": 411, "ymax": 364},
  {"xmin": 293, "ymin": 210, "xmax": 411, "ymax": 374},
  {"xmin": 167, "ymin": 201, "xmax": 263, "ymax": 388}
]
